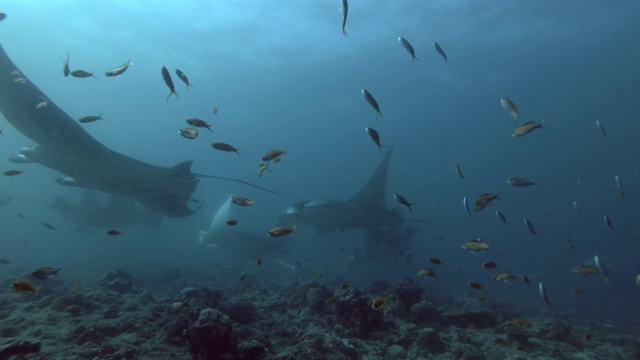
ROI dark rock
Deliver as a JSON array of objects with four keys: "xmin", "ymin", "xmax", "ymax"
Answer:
[
  {"xmin": 103, "ymin": 307, "xmax": 120, "ymax": 319},
  {"xmin": 415, "ymin": 327, "xmax": 446, "ymax": 353},
  {"xmin": 391, "ymin": 279, "xmax": 424, "ymax": 311},
  {"xmin": 0, "ymin": 325, "xmax": 20, "ymax": 337},
  {"xmin": 237, "ymin": 340, "xmax": 268, "ymax": 360},
  {"xmin": 184, "ymin": 307, "xmax": 237, "ymax": 359},
  {"xmin": 410, "ymin": 300, "xmax": 442, "ymax": 324},
  {"xmin": 370, "ymin": 279, "xmax": 392, "ymax": 294},
  {"xmin": 225, "ymin": 301, "xmax": 258, "ymax": 324},
  {"xmin": 165, "ymin": 313, "xmax": 189, "ymax": 345},
  {"xmin": 0, "ymin": 340, "xmax": 41, "ymax": 359},
  {"xmin": 306, "ymin": 287, "xmax": 332, "ymax": 314},
  {"xmin": 442, "ymin": 297, "xmax": 497, "ymax": 328},
  {"xmin": 51, "ymin": 293, "xmax": 96, "ymax": 313},
  {"xmin": 539, "ymin": 319, "xmax": 572, "ymax": 342},
  {"xmin": 64, "ymin": 304, "xmax": 83, "ymax": 316},
  {"xmin": 176, "ymin": 287, "xmax": 199, "ymax": 301},
  {"xmin": 96, "ymin": 270, "xmax": 134, "ymax": 293},
  {"xmin": 333, "ymin": 287, "xmax": 384, "ymax": 337}
]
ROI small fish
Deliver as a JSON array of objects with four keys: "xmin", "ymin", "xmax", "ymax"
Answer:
[
  {"xmin": 524, "ymin": 219, "xmax": 537, "ymax": 235},
  {"xmin": 433, "ymin": 41, "xmax": 447, "ymax": 63},
  {"xmin": 161, "ymin": 66, "xmax": 178, "ymax": 102},
  {"xmin": 427, "ymin": 257, "xmax": 443, "ymax": 265},
  {"xmin": 268, "ymin": 226, "xmax": 296, "ymax": 237},
  {"xmin": 35, "ymin": 100, "xmax": 48, "ymax": 109},
  {"xmin": 512, "ymin": 120, "xmax": 546, "ymax": 137},
  {"xmin": 501, "ymin": 97, "xmax": 519, "ymax": 120},
  {"xmin": 70, "ymin": 70, "xmax": 97, "ymax": 78},
  {"xmin": 507, "ymin": 177, "xmax": 541, "ymax": 187},
  {"xmin": 11, "ymin": 280, "xmax": 39, "ymax": 294},
  {"xmin": 473, "ymin": 193, "xmax": 500, "ymax": 212},
  {"xmin": 239, "ymin": 272, "xmax": 249, "ymax": 281},
  {"xmin": 468, "ymin": 282, "xmax": 484, "ymax": 290},
  {"xmin": 371, "ymin": 296, "xmax": 387, "ymax": 310},
  {"xmin": 63, "ymin": 51, "xmax": 70, "ymax": 77},
  {"xmin": 362, "ymin": 89, "xmax": 382, "ymax": 120},
  {"xmin": 257, "ymin": 164, "xmax": 269, "ymax": 178},
  {"xmin": 393, "ymin": 193, "xmax": 414, "ymax": 211},
  {"xmin": 186, "ymin": 118, "xmax": 212, "ymax": 132},
  {"xmin": 595, "ymin": 120, "xmax": 606, "ymax": 137},
  {"xmin": 168, "ymin": 300, "xmax": 190, "ymax": 314},
  {"xmin": 78, "ymin": 113, "xmax": 104, "ymax": 123},
  {"xmin": 0, "ymin": 258, "xmax": 10, "ymax": 265},
  {"xmin": 212, "ymin": 107, "xmax": 219, "ymax": 116},
  {"xmin": 463, "ymin": 197, "xmax": 471, "ymax": 218},
  {"xmin": 512, "ymin": 318, "xmax": 532, "ymax": 329},
  {"xmin": 175, "ymin": 68, "xmax": 194, "ymax": 89},
  {"xmin": 341, "ymin": 0, "xmax": 349, "ymax": 37},
  {"xmin": 417, "ymin": 268, "xmax": 436, "ymax": 278},
  {"xmin": 520, "ymin": 274, "xmax": 530, "ymax": 284},
  {"xmin": 0, "ymin": 13, "xmax": 7, "ymax": 22},
  {"xmin": 573, "ymin": 266, "xmax": 598, "ymax": 275},
  {"xmin": 594, "ymin": 255, "xmax": 610, "ymax": 282},
  {"xmin": 495, "ymin": 210, "xmax": 507, "ymax": 224},
  {"xmin": 211, "ymin": 142, "xmax": 241, "ymax": 155},
  {"xmin": 3, "ymin": 170, "xmax": 25, "ymax": 176},
  {"xmin": 41, "ymin": 222, "xmax": 56, "ymax": 230},
  {"xmin": 31, "ymin": 267, "xmax": 61, "ymax": 280},
  {"xmin": 572, "ymin": 200, "xmax": 578, "ymax": 211},
  {"xmin": 107, "ymin": 230, "xmax": 122, "ymax": 236},
  {"xmin": 482, "ymin": 260, "xmax": 497, "ymax": 270},
  {"xmin": 398, "ymin": 37, "xmax": 419, "ymax": 62},
  {"xmin": 614, "ymin": 175, "xmax": 622, "ymax": 197},
  {"xmin": 538, "ymin": 282, "xmax": 552, "ymax": 307},
  {"xmin": 179, "ymin": 128, "xmax": 198, "ymax": 140},
  {"xmin": 104, "ymin": 58, "xmax": 133, "ymax": 77},
  {"xmin": 262, "ymin": 149, "xmax": 287, "ymax": 162},
  {"xmin": 365, "ymin": 127, "xmax": 384, "ymax": 151},
  {"xmin": 455, "ymin": 164, "xmax": 464, "ymax": 179},
  {"xmin": 231, "ymin": 196, "xmax": 254, "ymax": 207},
  {"xmin": 461, "ymin": 239, "xmax": 490, "ymax": 252},
  {"xmin": 226, "ymin": 219, "xmax": 238, "ymax": 226},
  {"xmin": 603, "ymin": 215, "xmax": 614, "ymax": 230},
  {"xmin": 491, "ymin": 271, "xmax": 517, "ymax": 282},
  {"xmin": 635, "ymin": 274, "xmax": 640, "ymax": 289}
]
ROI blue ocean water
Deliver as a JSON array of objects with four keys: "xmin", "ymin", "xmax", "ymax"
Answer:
[{"xmin": 0, "ymin": 0, "xmax": 639, "ymax": 331}]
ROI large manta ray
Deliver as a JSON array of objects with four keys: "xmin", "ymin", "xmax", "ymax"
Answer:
[
  {"xmin": 0, "ymin": 42, "xmax": 273, "ymax": 217},
  {"xmin": 276, "ymin": 147, "xmax": 400, "ymax": 235}
]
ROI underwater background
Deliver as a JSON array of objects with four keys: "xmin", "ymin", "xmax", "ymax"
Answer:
[{"xmin": 0, "ymin": 1, "xmax": 640, "ymax": 359}]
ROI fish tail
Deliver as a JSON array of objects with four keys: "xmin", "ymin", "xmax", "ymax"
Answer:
[
  {"xmin": 343, "ymin": 29, "xmax": 349, "ymax": 37},
  {"xmin": 167, "ymin": 90, "xmax": 179, "ymax": 102}
]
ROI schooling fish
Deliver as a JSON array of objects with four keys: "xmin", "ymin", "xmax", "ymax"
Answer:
[
  {"xmin": 63, "ymin": 51, "xmax": 70, "ymax": 77},
  {"xmin": 161, "ymin": 66, "xmax": 178, "ymax": 102},
  {"xmin": 398, "ymin": 37, "xmax": 419, "ymax": 62},
  {"xmin": 501, "ymin": 97, "xmax": 519, "ymax": 120},
  {"xmin": 473, "ymin": 193, "xmax": 501, "ymax": 212},
  {"xmin": 341, "ymin": 0, "xmax": 349, "ymax": 37},
  {"xmin": 179, "ymin": 128, "xmax": 198, "ymax": 140},
  {"xmin": 455, "ymin": 164, "xmax": 464, "ymax": 179},
  {"xmin": 603, "ymin": 215, "xmax": 614, "ymax": 230},
  {"xmin": 595, "ymin": 120, "xmax": 607, "ymax": 137},
  {"xmin": 78, "ymin": 113, "xmax": 104, "ymax": 123},
  {"xmin": 365, "ymin": 127, "xmax": 384, "ymax": 151},
  {"xmin": 507, "ymin": 177, "xmax": 541, "ymax": 187},
  {"xmin": 104, "ymin": 58, "xmax": 133, "ymax": 77},
  {"xmin": 538, "ymin": 282, "xmax": 552, "ymax": 307},
  {"xmin": 614, "ymin": 175, "xmax": 624, "ymax": 199},
  {"xmin": 362, "ymin": 89, "xmax": 382, "ymax": 120},
  {"xmin": 495, "ymin": 210, "xmax": 507, "ymax": 224},
  {"xmin": 70, "ymin": 70, "xmax": 97, "ymax": 78},
  {"xmin": 31, "ymin": 267, "xmax": 61, "ymax": 280},
  {"xmin": 186, "ymin": 118, "xmax": 212, "ymax": 132},
  {"xmin": 433, "ymin": 41, "xmax": 447, "ymax": 63},
  {"xmin": 594, "ymin": 255, "xmax": 610, "ymax": 283},
  {"xmin": 463, "ymin": 197, "xmax": 471, "ymax": 218},
  {"xmin": 524, "ymin": 218, "xmax": 537, "ymax": 235},
  {"xmin": 393, "ymin": 193, "xmax": 414, "ymax": 212},
  {"xmin": 512, "ymin": 120, "xmax": 546, "ymax": 137},
  {"xmin": 175, "ymin": 68, "xmax": 194, "ymax": 90},
  {"xmin": 211, "ymin": 142, "xmax": 241, "ymax": 155}
]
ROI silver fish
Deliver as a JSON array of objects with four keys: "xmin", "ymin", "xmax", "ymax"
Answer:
[
  {"xmin": 398, "ymin": 37, "xmax": 419, "ymax": 62},
  {"xmin": 362, "ymin": 89, "xmax": 382, "ymax": 120},
  {"xmin": 161, "ymin": 66, "xmax": 178, "ymax": 102},
  {"xmin": 393, "ymin": 193, "xmax": 414, "ymax": 212},
  {"xmin": 512, "ymin": 120, "xmax": 545, "ymax": 137},
  {"xmin": 179, "ymin": 128, "xmax": 198, "ymax": 140},
  {"xmin": 495, "ymin": 210, "xmax": 507, "ymax": 224},
  {"xmin": 614, "ymin": 175, "xmax": 624, "ymax": 199},
  {"xmin": 463, "ymin": 197, "xmax": 471, "ymax": 218},
  {"xmin": 105, "ymin": 58, "xmax": 133, "ymax": 77},
  {"xmin": 595, "ymin": 120, "xmax": 606, "ymax": 137},
  {"xmin": 433, "ymin": 41, "xmax": 447, "ymax": 63},
  {"xmin": 455, "ymin": 164, "xmax": 464, "ymax": 179},
  {"xmin": 341, "ymin": 0, "xmax": 349, "ymax": 37},
  {"xmin": 603, "ymin": 215, "xmax": 613, "ymax": 230},
  {"xmin": 500, "ymin": 97, "xmax": 519, "ymax": 120},
  {"xmin": 365, "ymin": 127, "xmax": 383, "ymax": 151},
  {"xmin": 538, "ymin": 282, "xmax": 552, "ymax": 307},
  {"xmin": 78, "ymin": 113, "xmax": 104, "ymax": 123},
  {"xmin": 594, "ymin": 255, "xmax": 610, "ymax": 283},
  {"xmin": 524, "ymin": 218, "xmax": 537, "ymax": 235}
]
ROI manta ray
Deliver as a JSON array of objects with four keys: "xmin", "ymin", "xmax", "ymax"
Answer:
[
  {"xmin": 276, "ymin": 147, "xmax": 399, "ymax": 235},
  {"xmin": 0, "ymin": 42, "xmax": 275, "ymax": 217},
  {"xmin": 50, "ymin": 189, "xmax": 163, "ymax": 228},
  {"xmin": 199, "ymin": 196, "xmax": 292, "ymax": 268}
]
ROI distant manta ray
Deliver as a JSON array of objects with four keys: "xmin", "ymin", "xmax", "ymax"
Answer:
[
  {"xmin": 0, "ymin": 42, "xmax": 278, "ymax": 218},
  {"xmin": 276, "ymin": 147, "xmax": 419, "ymax": 235},
  {"xmin": 199, "ymin": 196, "xmax": 293, "ymax": 269}
]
